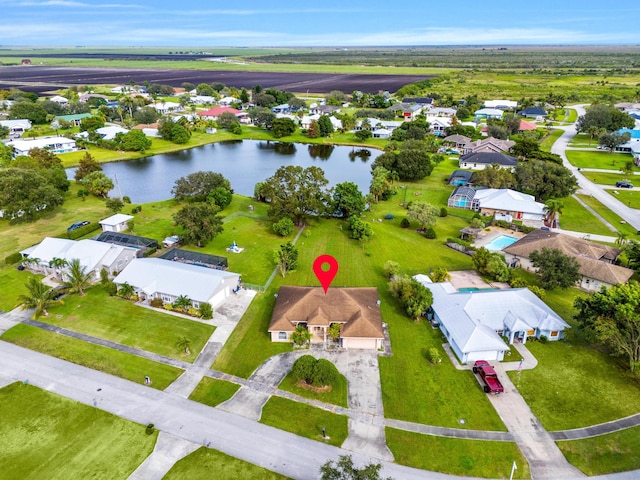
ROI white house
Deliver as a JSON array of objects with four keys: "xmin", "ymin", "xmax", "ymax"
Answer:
[
  {"xmin": 48, "ymin": 95, "xmax": 69, "ymax": 105},
  {"xmin": 448, "ymin": 187, "xmax": 545, "ymax": 224},
  {"xmin": 0, "ymin": 119, "xmax": 32, "ymax": 136},
  {"xmin": 474, "ymin": 108, "xmax": 504, "ymax": 121},
  {"xmin": 417, "ymin": 280, "xmax": 569, "ymax": 364},
  {"xmin": 484, "ymin": 100, "xmax": 518, "ymax": 110},
  {"xmin": 96, "ymin": 126, "xmax": 129, "ymax": 140},
  {"xmin": 218, "ymin": 96, "xmax": 237, "ymax": 106},
  {"xmin": 20, "ymin": 237, "xmax": 137, "ymax": 280},
  {"xmin": 7, "ymin": 136, "xmax": 77, "ymax": 156},
  {"xmin": 149, "ymin": 102, "xmax": 183, "ymax": 114},
  {"xmin": 99, "ymin": 214, "xmax": 134, "ymax": 233},
  {"xmin": 113, "ymin": 258, "xmax": 241, "ymax": 309},
  {"xmin": 429, "ymin": 117, "xmax": 452, "ymax": 136}
]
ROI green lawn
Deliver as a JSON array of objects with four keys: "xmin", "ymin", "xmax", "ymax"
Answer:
[
  {"xmin": 576, "ymin": 194, "xmax": 639, "ymax": 237},
  {"xmin": 569, "ymin": 133, "xmax": 597, "ymax": 148},
  {"xmin": 1, "ymin": 324, "xmax": 183, "ymax": 389},
  {"xmin": 40, "ymin": 287, "xmax": 215, "ymax": 362},
  {"xmin": 507, "ymin": 341, "xmax": 640, "ymax": 431},
  {"xmin": 0, "ymin": 265, "xmax": 38, "ymax": 312},
  {"xmin": 278, "ymin": 369, "xmax": 348, "ymax": 408},
  {"xmin": 557, "ymin": 426, "xmax": 640, "ymax": 476},
  {"xmin": 557, "ymin": 195, "xmax": 615, "ymax": 236},
  {"xmin": 566, "ymin": 150, "xmax": 635, "ymax": 170},
  {"xmin": 607, "ymin": 189, "xmax": 640, "ymax": 209},
  {"xmin": 386, "ymin": 428, "xmax": 530, "ymax": 479},
  {"xmin": 164, "ymin": 447, "xmax": 288, "ymax": 480},
  {"xmin": 585, "ymin": 171, "xmax": 632, "ymax": 186},
  {"xmin": 260, "ymin": 396, "xmax": 348, "ymax": 447},
  {"xmin": 189, "ymin": 377, "xmax": 240, "ymax": 407},
  {"xmin": 539, "ymin": 129, "xmax": 564, "ymax": 152},
  {"xmin": 566, "ymin": 108, "xmax": 578, "ymax": 123},
  {"xmin": 0, "ymin": 382, "xmax": 157, "ymax": 480}
]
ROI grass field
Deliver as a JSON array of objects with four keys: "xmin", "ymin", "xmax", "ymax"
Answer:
[
  {"xmin": 0, "ymin": 382, "xmax": 157, "ymax": 479},
  {"xmin": 507, "ymin": 341, "xmax": 640, "ymax": 431},
  {"xmin": 0, "ymin": 266, "xmax": 38, "ymax": 312},
  {"xmin": 585, "ymin": 171, "xmax": 632, "ymax": 186},
  {"xmin": 607, "ymin": 189, "xmax": 640, "ymax": 209},
  {"xmin": 568, "ymin": 133, "xmax": 596, "ymax": 148},
  {"xmin": 260, "ymin": 396, "xmax": 348, "ymax": 447},
  {"xmin": 278, "ymin": 369, "xmax": 348, "ymax": 408},
  {"xmin": 39, "ymin": 287, "xmax": 215, "ymax": 362},
  {"xmin": 386, "ymin": 428, "xmax": 530, "ymax": 479},
  {"xmin": 557, "ymin": 426, "xmax": 640, "ymax": 476},
  {"xmin": 188, "ymin": 377, "xmax": 240, "ymax": 407},
  {"xmin": 1, "ymin": 324, "xmax": 183, "ymax": 389},
  {"xmin": 558, "ymin": 195, "xmax": 615, "ymax": 236},
  {"xmin": 539, "ymin": 129, "xmax": 564, "ymax": 152},
  {"xmin": 566, "ymin": 150, "xmax": 635, "ymax": 170},
  {"xmin": 576, "ymin": 194, "xmax": 639, "ymax": 237},
  {"xmin": 163, "ymin": 447, "xmax": 287, "ymax": 480}
]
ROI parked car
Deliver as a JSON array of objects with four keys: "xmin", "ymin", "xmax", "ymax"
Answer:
[
  {"xmin": 616, "ymin": 181, "xmax": 634, "ymax": 189},
  {"xmin": 67, "ymin": 221, "xmax": 90, "ymax": 232},
  {"xmin": 473, "ymin": 360, "xmax": 504, "ymax": 394}
]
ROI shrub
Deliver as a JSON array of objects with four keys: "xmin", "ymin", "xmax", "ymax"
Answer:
[
  {"xmin": 427, "ymin": 347, "xmax": 442, "ymax": 364},
  {"xmin": 311, "ymin": 359, "xmax": 339, "ymax": 386},
  {"xmin": 400, "ymin": 217, "xmax": 410, "ymax": 228},
  {"xmin": 528, "ymin": 285, "xmax": 546, "ymax": 300},
  {"xmin": 122, "ymin": 196, "xmax": 131, "ymax": 204},
  {"xmin": 4, "ymin": 252, "xmax": 22, "ymax": 265},
  {"xmin": 538, "ymin": 335, "xmax": 549, "ymax": 344},
  {"xmin": 105, "ymin": 281, "xmax": 117, "ymax": 296},
  {"xmin": 143, "ymin": 246, "xmax": 157, "ymax": 257},
  {"xmin": 145, "ymin": 423, "xmax": 155, "ymax": 435},
  {"xmin": 273, "ymin": 217, "xmax": 295, "ymax": 237},
  {"xmin": 383, "ymin": 260, "xmax": 400, "ymax": 279},
  {"xmin": 439, "ymin": 207, "xmax": 448, "ymax": 217},
  {"xmin": 150, "ymin": 297, "xmax": 164, "ymax": 308},
  {"xmin": 187, "ymin": 307, "xmax": 200, "ymax": 317},
  {"xmin": 199, "ymin": 303, "xmax": 213, "ymax": 319},
  {"xmin": 291, "ymin": 355, "xmax": 317, "ymax": 384},
  {"xmin": 423, "ymin": 227, "xmax": 436, "ymax": 239},
  {"xmin": 509, "ymin": 277, "xmax": 527, "ymax": 288},
  {"xmin": 99, "ymin": 267, "xmax": 109, "ymax": 285}
]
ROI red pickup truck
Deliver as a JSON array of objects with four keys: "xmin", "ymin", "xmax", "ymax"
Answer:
[{"xmin": 473, "ymin": 360, "xmax": 504, "ymax": 394}]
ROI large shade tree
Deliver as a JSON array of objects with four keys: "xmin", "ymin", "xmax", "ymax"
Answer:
[
  {"xmin": 529, "ymin": 247, "xmax": 581, "ymax": 289},
  {"xmin": 172, "ymin": 171, "xmax": 232, "ymax": 202},
  {"xmin": 173, "ymin": 203, "xmax": 224, "ymax": 247}
]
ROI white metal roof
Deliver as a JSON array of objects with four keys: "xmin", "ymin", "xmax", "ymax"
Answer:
[
  {"xmin": 8, "ymin": 136, "xmax": 76, "ymax": 151},
  {"xmin": 113, "ymin": 258, "xmax": 240, "ymax": 303},
  {"xmin": 473, "ymin": 189, "xmax": 545, "ymax": 215},
  {"xmin": 99, "ymin": 214, "xmax": 134, "ymax": 226}
]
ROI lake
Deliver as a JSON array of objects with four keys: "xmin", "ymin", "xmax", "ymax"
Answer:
[{"xmin": 68, "ymin": 141, "xmax": 380, "ymax": 203}]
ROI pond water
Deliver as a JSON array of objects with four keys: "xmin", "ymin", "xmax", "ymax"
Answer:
[{"xmin": 67, "ymin": 140, "xmax": 379, "ymax": 203}]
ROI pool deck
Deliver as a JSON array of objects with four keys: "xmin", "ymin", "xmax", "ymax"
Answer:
[
  {"xmin": 472, "ymin": 226, "xmax": 525, "ymax": 251},
  {"xmin": 448, "ymin": 270, "xmax": 511, "ymax": 290}
]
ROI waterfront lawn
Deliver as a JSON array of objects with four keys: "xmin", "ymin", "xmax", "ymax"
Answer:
[
  {"xmin": 2, "ymin": 324, "xmax": 183, "ymax": 390},
  {"xmin": 188, "ymin": 377, "xmax": 240, "ymax": 407},
  {"xmin": 0, "ymin": 382, "xmax": 157, "ymax": 480},
  {"xmin": 558, "ymin": 195, "xmax": 615, "ymax": 236},
  {"xmin": 576, "ymin": 194, "xmax": 639, "ymax": 237},
  {"xmin": 608, "ymin": 189, "xmax": 640, "ymax": 209},
  {"xmin": 557, "ymin": 426, "xmax": 640, "ymax": 476},
  {"xmin": 260, "ymin": 396, "xmax": 348, "ymax": 448},
  {"xmin": 386, "ymin": 428, "xmax": 529, "ymax": 479},
  {"xmin": 507, "ymin": 341, "xmax": 640, "ymax": 431},
  {"xmin": 566, "ymin": 150, "xmax": 635, "ymax": 170},
  {"xmin": 164, "ymin": 447, "xmax": 287, "ymax": 480},
  {"xmin": 279, "ymin": 369, "xmax": 348, "ymax": 408},
  {"xmin": 40, "ymin": 287, "xmax": 214, "ymax": 362}
]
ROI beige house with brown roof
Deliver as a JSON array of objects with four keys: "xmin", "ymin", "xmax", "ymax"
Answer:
[
  {"xmin": 503, "ymin": 230, "xmax": 634, "ymax": 291},
  {"xmin": 268, "ymin": 286, "xmax": 384, "ymax": 350}
]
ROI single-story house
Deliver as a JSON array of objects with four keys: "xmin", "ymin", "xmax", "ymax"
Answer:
[
  {"xmin": 518, "ymin": 120, "xmax": 538, "ymax": 131},
  {"xmin": 272, "ymin": 103, "xmax": 291, "ymax": 114},
  {"xmin": 402, "ymin": 97, "xmax": 433, "ymax": 105},
  {"xmin": 448, "ymin": 187, "xmax": 545, "ymax": 223},
  {"xmin": 268, "ymin": 286, "xmax": 384, "ymax": 350},
  {"xmin": 218, "ymin": 96, "xmax": 238, "ymax": 106},
  {"xmin": 198, "ymin": 107, "xmax": 241, "ymax": 120},
  {"xmin": 518, "ymin": 106, "xmax": 548, "ymax": 118},
  {"xmin": 0, "ymin": 119, "xmax": 31, "ymax": 136},
  {"xmin": 309, "ymin": 105, "xmax": 340, "ymax": 115},
  {"xmin": 464, "ymin": 137, "xmax": 515, "ymax": 155},
  {"xmin": 95, "ymin": 232, "xmax": 158, "ymax": 256},
  {"xmin": 7, "ymin": 136, "xmax": 77, "ymax": 156},
  {"xmin": 99, "ymin": 214, "xmax": 134, "ymax": 233},
  {"xmin": 420, "ymin": 280, "xmax": 569, "ymax": 364},
  {"xmin": 474, "ymin": 108, "xmax": 504, "ymax": 121},
  {"xmin": 190, "ymin": 95, "xmax": 216, "ymax": 105},
  {"xmin": 79, "ymin": 93, "xmax": 109, "ymax": 103},
  {"xmin": 615, "ymin": 102, "xmax": 640, "ymax": 112},
  {"xmin": 458, "ymin": 151, "xmax": 518, "ymax": 170},
  {"xmin": 300, "ymin": 114, "xmax": 342, "ymax": 130},
  {"xmin": 387, "ymin": 103, "xmax": 423, "ymax": 120},
  {"xmin": 429, "ymin": 117, "xmax": 452, "ymax": 136},
  {"xmin": 96, "ymin": 126, "xmax": 129, "ymax": 140},
  {"xmin": 484, "ymin": 100, "xmax": 518, "ymax": 110},
  {"xmin": 425, "ymin": 107, "xmax": 457, "ymax": 118},
  {"xmin": 132, "ymin": 123, "xmax": 160, "ymax": 137},
  {"xmin": 149, "ymin": 102, "xmax": 183, "ymax": 114},
  {"xmin": 54, "ymin": 113, "xmax": 92, "ymax": 127},
  {"xmin": 113, "ymin": 257, "xmax": 240, "ymax": 309},
  {"xmin": 20, "ymin": 237, "xmax": 137, "ymax": 280},
  {"xmin": 443, "ymin": 134, "xmax": 471, "ymax": 150},
  {"xmin": 354, "ymin": 118, "xmax": 403, "ymax": 132},
  {"xmin": 503, "ymin": 230, "xmax": 634, "ymax": 291},
  {"xmin": 448, "ymin": 169, "xmax": 474, "ymax": 186}
]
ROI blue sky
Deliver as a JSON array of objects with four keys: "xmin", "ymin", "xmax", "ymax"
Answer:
[{"xmin": 1, "ymin": 0, "xmax": 640, "ymax": 46}]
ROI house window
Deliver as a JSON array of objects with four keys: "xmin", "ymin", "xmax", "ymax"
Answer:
[
  {"xmin": 161, "ymin": 294, "xmax": 171, "ymax": 303},
  {"xmin": 550, "ymin": 331, "xmax": 558, "ymax": 337},
  {"xmin": 496, "ymin": 330, "xmax": 504, "ymax": 336},
  {"xmin": 527, "ymin": 329, "xmax": 535, "ymax": 336},
  {"xmin": 192, "ymin": 301, "xmax": 200, "ymax": 309},
  {"xmin": 278, "ymin": 332, "xmax": 287, "ymax": 340}
]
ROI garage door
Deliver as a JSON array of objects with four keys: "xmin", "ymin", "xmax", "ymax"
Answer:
[
  {"xmin": 466, "ymin": 350, "xmax": 500, "ymax": 363},
  {"xmin": 343, "ymin": 338, "xmax": 376, "ymax": 349},
  {"xmin": 210, "ymin": 288, "xmax": 227, "ymax": 308}
]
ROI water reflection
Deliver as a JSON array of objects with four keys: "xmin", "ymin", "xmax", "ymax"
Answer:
[
  {"xmin": 308, "ymin": 144, "xmax": 335, "ymax": 161},
  {"xmin": 348, "ymin": 149, "xmax": 372, "ymax": 162}
]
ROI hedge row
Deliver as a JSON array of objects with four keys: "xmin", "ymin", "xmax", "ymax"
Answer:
[{"xmin": 57, "ymin": 222, "xmax": 101, "ymax": 240}]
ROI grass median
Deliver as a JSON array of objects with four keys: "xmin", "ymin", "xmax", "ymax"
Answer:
[
  {"xmin": 0, "ymin": 382, "xmax": 157, "ymax": 480},
  {"xmin": 189, "ymin": 377, "xmax": 240, "ymax": 407},
  {"xmin": 1, "ymin": 324, "xmax": 183, "ymax": 389}
]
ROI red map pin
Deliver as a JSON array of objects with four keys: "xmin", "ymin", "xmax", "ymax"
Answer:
[{"xmin": 313, "ymin": 254, "xmax": 339, "ymax": 294}]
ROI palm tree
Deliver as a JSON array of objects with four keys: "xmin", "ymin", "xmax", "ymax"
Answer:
[
  {"xmin": 291, "ymin": 325, "xmax": 312, "ymax": 347},
  {"xmin": 48, "ymin": 257, "xmax": 68, "ymax": 279},
  {"xmin": 117, "ymin": 282, "xmax": 135, "ymax": 298},
  {"xmin": 544, "ymin": 199, "xmax": 564, "ymax": 229},
  {"xmin": 173, "ymin": 295, "xmax": 192, "ymax": 312},
  {"xmin": 63, "ymin": 258, "xmax": 92, "ymax": 296},
  {"xmin": 616, "ymin": 231, "xmax": 629, "ymax": 247},
  {"xmin": 328, "ymin": 323, "xmax": 341, "ymax": 344},
  {"xmin": 18, "ymin": 277, "xmax": 63, "ymax": 318},
  {"xmin": 176, "ymin": 337, "xmax": 191, "ymax": 355}
]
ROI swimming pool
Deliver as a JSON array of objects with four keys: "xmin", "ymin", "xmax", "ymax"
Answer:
[
  {"xmin": 458, "ymin": 287, "xmax": 499, "ymax": 292},
  {"xmin": 484, "ymin": 234, "xmax": 518, "ymax": 251}
]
